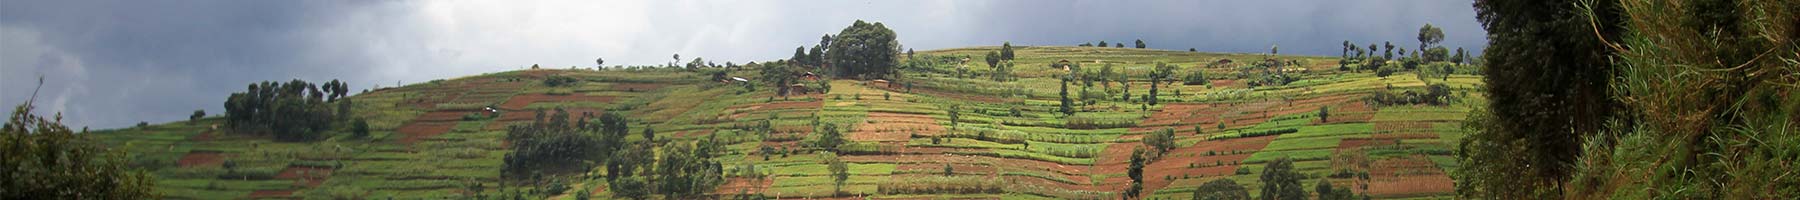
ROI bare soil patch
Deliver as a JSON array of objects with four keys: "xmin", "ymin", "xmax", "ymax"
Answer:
[
  {"xmin": 396, "ymin": 122, "xmax": 456, "ymax": 144},
  {"xmin": 177, "ymin": 151, "xmax": 225, "ymax": 168},
  {"xmin": 1365, "ymin": 155, "xmax": 1455, "ymax": 197},
  {"xmin": 497, "ymin": 94, "xmax": 616, "ymax": 110},
  {"xmin": 849, "ymin": 112, "xmax": 940, "ymax": 142}
]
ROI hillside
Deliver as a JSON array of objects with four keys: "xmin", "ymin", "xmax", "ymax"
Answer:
[{"xmin": 90, "ymin": 46, "xmax": 1486, "ymax": 199}]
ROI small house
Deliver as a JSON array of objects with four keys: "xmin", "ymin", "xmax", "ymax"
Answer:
[
  {"xmin": 790, "ymin": 84, "xmax": 810, "ymax": 94},
  {"xmin": 871, "ymin": 79, "xmax": 890, "ymax": 88}
]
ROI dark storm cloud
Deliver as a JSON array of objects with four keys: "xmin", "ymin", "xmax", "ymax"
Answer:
[
  {"xmin": 2, "ymin": 1, "xmax": 383, "ymax": 129},
  {"xmin": 0, "ymin": 0, "xmax": 1484, "ymax": 129}
]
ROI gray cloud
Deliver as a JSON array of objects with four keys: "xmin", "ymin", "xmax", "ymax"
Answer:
[{"xmin": 1, "ymin": 0, "xmax": 1484, "ymax": 129}]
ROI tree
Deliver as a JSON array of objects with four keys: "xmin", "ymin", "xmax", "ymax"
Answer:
[
  {"xmin": 3, "ymin": 101, "xmax": 159, "ymax": 199},
  {"xmin": 189, "ymin": 110, "xmax": 205, "ymax": 124},
  {"xmin": 826, "ymin": 20, "xmax": 901, "ymax": 79},
  {"xmin": 1383, "ymin": 42, "xmax": 1394, "ymax": 60},
  {"xmin": 1148, "ymin": 65, "xmax": 1162, "ymax": 106},
  {"xmin": 1125, "ymin": 148, "xmax": 1147, "ymax": 199},
  {"xmin": 1099, "ymin": 63, "xmax": 1116, "ymax": 89},
  {"xmin": 1143, "ymin": 128, "xmax": 1176, "ymax": 156},
  {"xmin": 1316, "ymin": 179, "xmax": 1337, "ymax": 200},
  {"xmin": 942, "ymin": 163, "xmax": 954, "ymax": 176},
  {"xmin": 1098, "ymin": 41, "xmax": 1107, "ymax": 47},
  {"xmin": 1193, "ymin": 179, "xmax": 1250, "ymax": 200},
  {"xmin": 351, "ymin": 118, "xmax": 369, "ymax": 138},
  {"xmin": 824, "ymin": 153, "xmax": 849, "ymax": 195},
  {"xmin": 1189, "ymin": 48, "xmax": 1197, "ymax": 52},
  {"xmin": 224, "ymin": 80, "xmax": 342, "ymax": 141},
  {"xmin": 1457, "ymin": 0, "xmax": 1625, "ymax": 198},
  {"xmin": 1259, "ymin": 157, "xmax": 1305, "ymax": 200},
  {"xmin": 985, "ymin": 51, "xmax": 1002, "ymax": 69},
  {"xmin": 1134, "ymin": 39, "xmax": 1146, "ymax": 48},
  {"xmin": 1059, "ymin": 76, "xmax": 1074, "ymax": 116},
  {"xmin": 654, "ymin": 137, "xmax": 725, "ymax": 198},
  {"xmin": 947, "ymin": 105, "xmax": 960, "ymax": 127},
  {"xmin": 999, "ymin": 42, "xmax": 1015, "ymax": 60},
  {"xmin": 1115, "ymin": 43, "xmax": 1124, "ymax": 48},
  {"xmin": 1318, "ymin": 106, "xmax": 1330, "ymax": 123},
  {"xmin": 673, "ymin": 53, "xmax": 681, "ymax": 67},
  {"xmin": 792, "ymin": 46, "xmax": 810, "ymax": 67},
  {"xmin": 1451, "ymin": 47, "xmax": 1467, "ymax": 65},
  {"xmin": 1417, "ymin": 23, "xmax": 1445, "ymax": 51},
  {"xmin": 642, "ymin": 126, "xmax": 655, "ymax": 141},
  {"xmin": 815, "ymin": 123, "xmax": 844, "ymax": 152},
  {"xmin": 596, "ymin": 57, "xmax": 605, "ymax": 67}
]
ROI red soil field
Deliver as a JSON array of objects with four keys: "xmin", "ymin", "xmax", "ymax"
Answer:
[
  {"xmin": 1139, "ymin": 135, "xmax": 1278, "ymax": 191},
  {"xmin": 177, "ymin": 151, "xmax": 225, "ymax": 168},
  {"xmin": 396, "ymin": 122, "xmax": 456, "ymax": 144},
  {"xmin": 712, "ymin": 178, "xmax": 773, "ymax": 196},
  {"xmin": 1365, "ymin": 156, "xmax": 1455, "ymax": 197},
  {"xmin": 849, "ymin": 112, "xmax": 940, "ymax": 142},
  {"xmin": 496, "ymin": 94, "xmax": 616, "ymax": 110}
]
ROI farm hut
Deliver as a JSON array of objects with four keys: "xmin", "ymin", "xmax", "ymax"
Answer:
[
  {"xmin": 801, "ymin": 72, "xmax": 820, "ymax": 81},
  {"xmin": 872, "ymin": 79, "xmax": 890, "ymax": 88},
  {"xmin": 1057, "ymin": 59, "xmax": 1073, "ymax": 71},
  {"xmin": 790, "ymin": 84, "xmax": 810, "ymax": 94}
]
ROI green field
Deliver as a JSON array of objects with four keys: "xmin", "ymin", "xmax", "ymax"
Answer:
[{"xmin": 91, "ymin": 46, "xmax": 1483, "ymax": 199}]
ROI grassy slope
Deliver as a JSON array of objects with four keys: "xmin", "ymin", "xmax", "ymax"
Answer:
[{"xmin": 92, "ymin": 46, "xmax": 1481, "ymax": 199}]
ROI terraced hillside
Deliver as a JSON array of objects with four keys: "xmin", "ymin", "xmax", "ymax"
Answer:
[{"xmin": 92, "ymin": 46, "xmax": 1484, "ymax": 199}]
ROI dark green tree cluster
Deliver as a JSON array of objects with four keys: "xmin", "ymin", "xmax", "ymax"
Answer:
[
  {"xmin": 654, "ymin": 134, "xmax": 727, "ymax": 198},
  {"xmin": 1123, "ymin": 148, "xmax": 1146, "ymax": 199},
  {"xmin": 1462, "ymin": 0, "xmax": 1798, "ymax": 199},
  {"xmin": 826, "ymin": 20, "xmax": 901, "ymax": 79},
  {"xmin": 1456, "ymin": 0, "xmax": 1625, "ymax": 197},
  {"xmin": 824, "ymin": 153, "xmax": 849, "ymax": 195},
  {"xmin": 1191, "ymin": 179, "xmax": 1249, "ymax": 200},
  {"xmin": 1134, "ymin": 39, "xmax": 1146, "ymax": 48},
  {"xmin": 1259, "ymin": 157, "xmax": 1305, "ymax": 200},
  {"xmin": 223, "ymin": 79, "xmax": 354, "ymax": 141},
  {"xmin": 1142, "ymin": 127, "xmax": 1176, "ymax": 157},
  {"xmin": 813, "ymin": 123, "xmax": 845, "ymax": 152},
  {"xmin": 502, "ymin": 108, "xmax": 602, "ymax": 177},
  {"xmin": 542, "ymin": 75, "xmax": 579, "ymax": 87},
  {"xmin": 3, "ymin": 102, "xmax": 158, "ymax": 199},
  {"xmin": 189, "ymin": 110, "xmax": 205, "ymax": 124},
  {"xmin": 1314, "ymin": 179, "xmax": 1355, "ymax": 200}
]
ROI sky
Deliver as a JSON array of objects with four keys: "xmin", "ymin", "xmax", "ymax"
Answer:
[{"xmin": 1, "ymin": 0, "xmax": 1486, "ymax": 129}]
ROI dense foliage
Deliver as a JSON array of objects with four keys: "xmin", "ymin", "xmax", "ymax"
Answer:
[
  {"xmin": 501, "ymin": 108, "xmax": 601, "ymax": 176},
  {"xmin": 3, "ymin": 102, "xmax": 158, "ymax": 199},
  {"xmin": 223, "ymin": 79, "xmax": 353, "ymax": 141},
  {"xmin": 1459, "ymin": 0, "xmax": 1797, "ymax": 198},
  {"xmin": 1258, "ymin": 157, "xmax": 1305, "ymax": 200},
  {"xmin": 826, "ymin": 20, "xmax": 901, "ymax": 79},
  {"xmin": 1192, "ymin": 179, "xmax": 1249, "ymax": 200}
]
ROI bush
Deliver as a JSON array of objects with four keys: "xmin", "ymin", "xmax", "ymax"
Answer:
[
  {"xmin": 542, "ymin": 75, "xmax": 579, "ymax": 87},
  {"xmin": 1182, "ymin": 70, "xmax": 1209, "ymax": 85}
]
